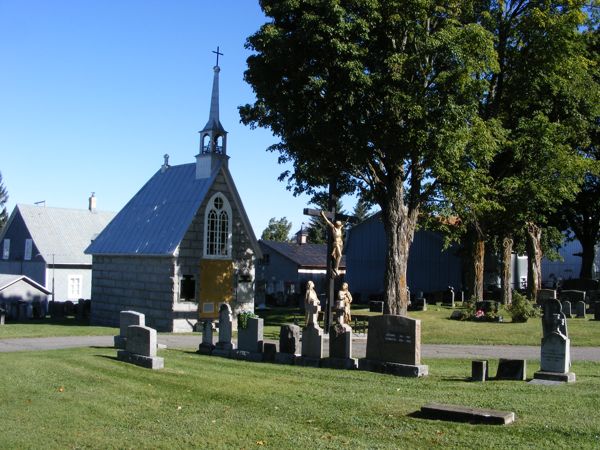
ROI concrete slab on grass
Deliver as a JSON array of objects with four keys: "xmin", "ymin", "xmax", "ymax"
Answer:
[{"xmin": 419, "ymin": 403, "xmax": 515, "ymax": 425}]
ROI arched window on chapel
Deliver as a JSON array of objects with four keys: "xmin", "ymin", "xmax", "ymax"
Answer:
[{"xmin": 204, "ymin": 193, "xmax": 232, "ymax": 258}]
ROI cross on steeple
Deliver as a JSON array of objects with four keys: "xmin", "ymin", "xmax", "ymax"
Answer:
[{"xmin": 212, "ymin": 46, "xmax": 223, "ymax": 66}]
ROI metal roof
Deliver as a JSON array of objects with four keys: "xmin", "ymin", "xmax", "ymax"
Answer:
[
  {"xmin": 86, "ymin": 162, "xmax": 219, "ymax": 256},
  {"xmin": 0, "ymin": 274, "xmax": 52, "ymax": 294},
  {"xmin": 6, "ymin": 204, "xmax": 116, "ymax": 265},
  {"xmin": 259, "ymin": 240, "xmax": 346, "ymax": 269}
]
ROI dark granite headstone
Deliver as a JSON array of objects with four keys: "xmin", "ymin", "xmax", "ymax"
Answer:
[
  {"xmin": 279, "ymin": 324, "xmax": 301, "ymax": 355},
  {"xmin": 471, "ymin": 360, "xmax": 488, "ymax": 382},
  {"xmin": 495, "ymin": 359, "xmax": 526, "ymax": 381}
]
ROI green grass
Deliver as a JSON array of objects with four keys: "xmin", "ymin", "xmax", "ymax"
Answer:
[
  {"xmin": 2, "ymin": 306, "xmax": 598, "ymax": 347},
  {"xmin": 258, "ymin": 305, "xmax": 600, "ymax": 346},
  {"xmin": 0, "ymin": 317, "xmax": 117, "ymax": 339},
  {"xmin": 1, "ymin": 347, "xmax": 599, "ymax": 449}
]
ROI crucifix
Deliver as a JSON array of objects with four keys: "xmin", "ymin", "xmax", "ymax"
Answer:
[
  {"xmin": 303, "ymin": 183, "xmax": 357, "ymax": 332},
  {"xmin": 212, "ymin": 46, "xmax": 223, "ymax": 66}
]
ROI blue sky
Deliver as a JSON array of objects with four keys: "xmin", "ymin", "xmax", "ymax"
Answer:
[{"xmin": 0, "ymin": 0, "xmax": 355, "ymax": 236}]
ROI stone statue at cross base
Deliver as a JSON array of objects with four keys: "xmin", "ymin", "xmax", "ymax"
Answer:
[
  {"xmin": 304, "ymin": 280, "xmax": 321, "ymax": 326},
  {"xmin": 338, "ymin": 282, "xmax": 353, "ymax": 324}
]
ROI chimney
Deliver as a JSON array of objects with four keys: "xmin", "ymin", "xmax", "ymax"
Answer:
[{"xmin": 88, "ymin": 192, "xmax": 97, "ymax": 212}]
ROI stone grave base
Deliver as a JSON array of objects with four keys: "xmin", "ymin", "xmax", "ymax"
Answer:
[
  {"xmin": 297, "ymin": 356, "xmax": 322, "ymax": 368},
  {"xmin": 533, "ymin": 370, "xmax": 576, "ymax": 383},
  {"xmin": 321, "ymin": 357, "xmax": 358, "ymax": 370},
  {"xmin": 117, "ymin": 350, "xmax": 164, "ymax": 370},
  {"xmin": 274, "ymin": 353, "xmax": 300, "ymax": 365},
  {"xmin": 231, "ymin": 350, "xmax": 264, "ymax": 362},
  {"xmin": 114, "ymin": 336, "xmax": 127, "ymax": 349},
  {"xmin": 197, "ymin": 343, "xmax": 215, "ymax": 355},
  {"xmin": 358, "ymin": 359, "xmax": 428, "ymax": 377}
]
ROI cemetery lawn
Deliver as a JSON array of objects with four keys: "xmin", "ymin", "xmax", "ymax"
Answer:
[
  {"xmin": 0, "ymin": 318, "xmax": 117, "ymax": 339},
  {"xmin": 258, "ymin": 306, "xmax": 600, "ymax": 346},
  {"xmin": 1, "ymin": 347, "xmax": 598, "ymax": 449}
]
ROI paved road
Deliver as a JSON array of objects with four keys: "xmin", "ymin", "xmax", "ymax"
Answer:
[{"xmin": 1, "ymin": 335, "xmax": 599, "ymax": 361}]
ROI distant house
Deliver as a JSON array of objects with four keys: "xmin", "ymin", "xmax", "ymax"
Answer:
[
  {"xmin": 0, "ymin": 200, "xmax": 115, "ymax": 306},
  {"xmin": 0, "ymin": 274, "xmax": 51, "ymax": 319},
  {"xmin": 86, "ymin": 62, "xmax": 260, "ymax": 332},
  {"xmin": 345, "ymin": 214, "xmax": 463, "ymax": 300},
  {"xmin": 256, "ymin": 229, "xmax": 346, "ymax": 305},
  {"xmin": 345, "ymin": 213, "xmax": 529, "ymax": 301}
]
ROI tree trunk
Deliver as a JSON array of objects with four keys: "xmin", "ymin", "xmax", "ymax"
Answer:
[
  {"xmin": 381, "ymin": 179, "xmax": 418, "ymax": 316},
  {"xmin": 473, "ymin": 237, "xmax": 485, "ymax": 301},
  {"xmin": 526, "ymin": 222, "xmax": 543, "ymax": 302},
  {"xmin": 579, "ymin": 237, "xmax": 596, "ymax": 279},
  {"xmin": 501, "ymin": 236, "xmax": 513, "ymax": 305}
]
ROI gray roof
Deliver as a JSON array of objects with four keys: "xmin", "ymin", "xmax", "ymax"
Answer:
[
  {"xmin": 85, "ymin": 161, "xmax": 260, "ymax": 257},
  {"xmin": 259, "ymin": 240, "xmax": 346, "ymax": 269},
  {"xmin": 3, "ymin": 204, "xmax": 116, "ymax": 265},
  {"xmin": 0, "ymin": 274, "xmax": 51, "ymax": 294}
]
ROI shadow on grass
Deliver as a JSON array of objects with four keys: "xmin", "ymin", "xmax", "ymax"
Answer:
[{"xmin": 95, "ymin": 354, "xmax": 119, "ymax": 362}]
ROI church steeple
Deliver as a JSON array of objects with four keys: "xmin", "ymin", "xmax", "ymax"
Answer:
[{"xmin": 196, "ymin": 47, "xmax": 229, "ymax": 179}]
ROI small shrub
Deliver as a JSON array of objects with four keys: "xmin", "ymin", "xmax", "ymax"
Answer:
[
  {"xmin": 507, "ymin": 292, "xmax": 538, "ymax": 323},
  {"xmin": 238, "ymin": 311, "xmax": 258, "ymax": 329}
]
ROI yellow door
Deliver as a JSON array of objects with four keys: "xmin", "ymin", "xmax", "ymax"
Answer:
[{"xmin": 198, "ymin": 259, "xmax": 234, "ymax": 319}]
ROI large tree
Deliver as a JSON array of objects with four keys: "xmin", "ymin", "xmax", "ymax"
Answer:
[
  {"xmin": 241, "ymin": 0, "xmax": 498, "ymax": 314},
  {"xmin": 446, "ymin": 1, "xmax": 597, "ymax": 303},
  {"xmin": 261, "ymin": 217, "xmax": 293, "ymax": 242}
]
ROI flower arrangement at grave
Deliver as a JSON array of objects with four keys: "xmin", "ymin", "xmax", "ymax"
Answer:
[{"xmin": 238, "ymin": 310, "xmax": 258, "ymax": 329}]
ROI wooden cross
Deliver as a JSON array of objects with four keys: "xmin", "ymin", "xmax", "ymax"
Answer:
[{"xmin": 212, "ymin": 46, "xmax": 223, "ymax": 66}]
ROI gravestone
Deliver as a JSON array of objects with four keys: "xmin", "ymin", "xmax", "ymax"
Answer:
[
  {"xmin": 369, "ymin": 301, "xmax": 384, "ymax": 313},
  {"xmin": 537, "ymin": 289, "xmax": 557, "ymax": 307},
  {"xmin": 495, "ymin": 359, "xmax": 526, "ymax": 381},
  {"xmin": 575, "ymin": 301, "xmax": 586, "ymax": 319},
  {"xmin": 443, "ymin": 287, "xmax": 455, "ymax": 308},
  {"xmin": 596, "ymin": 302, "xmax": 600, "ymax": 321},
  {"xmin": 561, "ymin": 301, "xmax": 572, "ymax": 319},
  {"xmin": 0, "ymin": 307, "xmax": 5, "ymax": 325},
  {"xmin": 263, "ymin": 342, "xmax": 277, "ymax": 363},
  {"xmin": 213, "ymin": 303, "xmax": 235, "ymax": 357},
  {"xmin": 533, "ymin": 298, "xmax": 576, "ymax": 383},
  {"xmin": 322, "ymin": 300, "xmax": 357, "ymax": 370},
  {"xmin": 233, "ymin": 317, "xmax": 264, "ymax": 362},
  {"xmin": 559, "ymin": 290, "xmax": 585, "ymax": 305},
  {"xmin": 411, "ymin": 297, "xmax": 427, "ymax": 311},
  {"xmin": 114, "ymin": 310, "xmax": 145, "ymax": 349},
  {"xmin": 275, "ymin": 324, "xmax": 301, "ymax": 364},
  {"xmin": 358, "ymin": 315, "xmax": 428, "ymax": 377},
  {"xmin": 300, "ymin": 300, "xmax": 324, "ymax": 366},
  {"xmin": 117, "ymin": 325, "xmax": 164, "ymax": 369},
  {"xmin": 198, "ymin": 320, "xmax": 215, "ymax": 355},
  {"xmin": 471, "ymin": 360, "xmax": 488, "ymax": 382}
]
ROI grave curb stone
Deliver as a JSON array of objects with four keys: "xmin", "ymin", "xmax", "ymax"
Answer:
[
  {"xmin": 231, "ymin": 350, "xmax": 264, "ymax": 362},
  {"xmin": 419, "ymin": 403, "xmax": 515, "ymax": 425},
  {"xmin": 358, "ymin": 358, "xmax": 428, "ymax": 377},
  {"xmin": 274, "ymin": 353, "xmax": 300, "ymax": 365},
  {"xmin": 321, "ymin": 357, "xmax": 358, "ymax": 370}
]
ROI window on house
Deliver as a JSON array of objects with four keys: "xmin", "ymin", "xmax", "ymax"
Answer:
[
  {"xmin": 24, "ymin": 239, "xmax": 32, "ymax": 261},
  {"xmin": 180, "ymin": 275, "xmax": 196, "ymax": 301},
  {"xmin": 2, "ymin": 239, "xmax": 9, "ymax": 260},
  {"xmin": 204, "ymin": 193, "xmax": 231, "ymax": 258},
  {"xmin": 68, "ymin": 275, "xmax": 82, "ymax": 300}
]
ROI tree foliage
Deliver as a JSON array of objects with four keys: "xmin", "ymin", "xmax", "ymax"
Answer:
[
  {"xmin": 241, "ymin": 0, "xmax": 499, "ymax": 314},
  {"xmin": 261, "ymin": 217, "xmax": 293, "ymax": 242}
]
